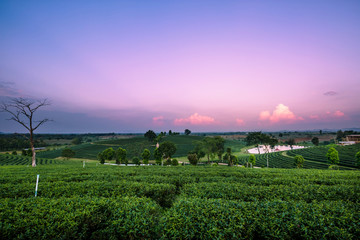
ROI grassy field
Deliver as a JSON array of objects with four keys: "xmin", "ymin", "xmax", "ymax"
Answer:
[{"xmin": 0, "ymin": 161, "xmax": 359, "ymax": 239}]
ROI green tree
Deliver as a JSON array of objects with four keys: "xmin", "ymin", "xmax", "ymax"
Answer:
[
  {"xmin": 12, "ymin": 151, "xmax": 17, "ymax": 155},
  {"xmin": 192, "ymin": 141, "xmax": 206, "ymax": 161},
  {"xmin": 311, "ymin": 137, "xmax": 319, "ymax": 146},
  {"xmin": 184, "ymin": 129, "xmax": 191, "ymax": 135},
  {"xmin": 336, "ymin": 130, "xmax": 344, "ymax": 141},
  {"xmin": 115, "ymin": 147, "xmax": 127, "ymax": 164},
  {"xmin": 144, "ymin": 130, "xmax": 157, "ymax": 142},
  {"xmin": 132, "ymin": 157, "xmax": 140, "ymax": 165},
  {"xmin": 326, "ymin": 147, "xmax": 339, "ymax": 165},
  {"xmin": 171, "ymin": 159, "xmax": 179, "ymax": 166},
  {"xmin": 214, "ymin": 136, "xmax": 225, "ymax": 160},
  {"xmin": 103, "ymin": 147, "xmax": 115, "ymax": 161},
  {"xmin": 71, "ymin": 137, "xmax": 82, "ymax": 145},
  {"xmin": 201, "ymin": 136, "xmax": 225, "ymax": 164},
  {"xmin": 223, "ymin": 147, "xmax": 234, "ymax": 166},
  {"xmin": 249, "ymin": 154, "xmax": 256, "ymax": 168},
  {"xmin": 187, "ymin": 153, "xmax": 198, "ymax": 166},
  {"xmin": 355, "ymin": 151, "xmax": 360, "ymax": 167},
  {"xmin": 97, "ymin": 152, "xmax": 105, "ymax": 164},
  {"xmin": 154, "ymin": 148, "xmax": 162, "ymax": 165},
  {"xmin": 141, "ymin": 149, "xmax": 151, "ymax": 164},
  {"xmin": 61, "ymin": 148, "xmax": 75, "ymax": 160},
  {"xmin": 294, "ymin": 155, "xmax": 304, "ymax": 168},
  {"xmin": 158, "ymin": 141, "xmax": 177, "ymax": 161}
]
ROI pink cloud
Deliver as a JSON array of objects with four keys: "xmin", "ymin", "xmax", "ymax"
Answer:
[
  {"xmin": 309, "ymin": 115, "xmax": 320, "ymax": 120},
  {"xmin": 259, "ymin": 104, "xmax": 303, "ymax": 123},
  {"xmin": 333, "ymin": 110, "xmax": 345, "ymax": 117},
  {"xmin": 310, "ymin": 110, "xmax": 346, "ymax": 121},
  {"xmin": 236, "ymin": 118, "xmax": 245, "ymax": 126},
  {"xmin": 152, "ymin": 116, "xmax": 165, "ymax": 126},
  {"xmin": 174, "ymin": 113, "xmax": 215, "ymax": 125}
]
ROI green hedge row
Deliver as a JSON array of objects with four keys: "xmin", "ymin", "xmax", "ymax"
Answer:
[
  {"xmin": 0, "ymin": 181, "xmax": 176, "ymax": 208},
  {"xmin": 162, "ymin": 198, "xmax": 360, "ymax": 239},
  {"xmin": 1, "ymin": 197, "xmax": 359, "ymax": 240},
  {"xmin": 0, "ymin": 197, "xmax": 160, "ymax": 240},
  {"xmin": 181, "ymin": 182, "xmax": 360, "ymax": 203}
]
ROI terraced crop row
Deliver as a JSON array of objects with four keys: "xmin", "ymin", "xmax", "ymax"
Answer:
[
  {"xmin": 0, "ymin": 154, "xmax": 60, "ymax": 166},
  {"xmin": 1, "ymin": 164, "xmax": 359, "ymax": 239},
  {"xmin": 287, "ymin": 144, "xmax": 360, "ymax": 168}
]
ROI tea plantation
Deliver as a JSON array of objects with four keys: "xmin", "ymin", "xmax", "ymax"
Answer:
[{"xmin": 1, "ymin": 159, "xmax": 359, "ymax": 239}]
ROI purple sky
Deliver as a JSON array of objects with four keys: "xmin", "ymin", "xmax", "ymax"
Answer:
[{"xmin": 1, "ymin": 1, "xmax": 360, "ymax": 133}]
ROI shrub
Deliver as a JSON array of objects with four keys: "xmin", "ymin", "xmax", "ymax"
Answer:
[
  {"xmin": 294, "ymin": 155, "xmax": 304, "ymax": 168},
  {"xmin": 132, "ymin": 157, "xmax": 140, "ymax": 165},
  {"xmin": 187, "ymin": 153, "xmax": 198, "ymax": 166},
  {"xmin": 171, "ymin": 159, "xmax": 178, "ymax": 166},
  {"xmin": 326, "ymin": 147, "xmax": 339, "ymax": 165},
  {"xmin": 329, "ymin": 165, "xmax": 340, "ymax": 170},
  {"xmin": 61, "ymin": 148, "xmax": 75, "ymax": 160},
  {"xmin": 164, "ymin": 158, "xmax": 172, "ymax": 166}
]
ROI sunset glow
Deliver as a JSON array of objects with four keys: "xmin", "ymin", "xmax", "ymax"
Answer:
[{"xmin": 0, "ymin": 1, "xmax": 359, "ymax": 133}]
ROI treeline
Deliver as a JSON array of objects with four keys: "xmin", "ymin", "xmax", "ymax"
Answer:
[{"xmin": 0, "ymin": 136, "xmax": 47, "ymax": 151}]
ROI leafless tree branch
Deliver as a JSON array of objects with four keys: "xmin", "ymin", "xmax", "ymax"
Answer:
[{"xmin": 1, "ymin": 97, "xmax": 51, "ymax": 167}]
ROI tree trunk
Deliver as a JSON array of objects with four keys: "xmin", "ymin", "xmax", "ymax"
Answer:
[
  {"xmin": 30, "ymin": 141, "xmax": 36, "ymax": 167},
  {"xmin": 29, "ymin": 131, "xmax": 36, "ymax": 167}
]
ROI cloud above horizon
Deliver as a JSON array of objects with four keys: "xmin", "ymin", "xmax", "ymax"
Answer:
[
  {"xmin": 324, "ymin": 91, "xmax": 338, "ymax": 96},
  {"xmin": 174, "ymin": 113, "xmax": 216, "ymax": 126},
  {"xmin": 310, "ymin": 110, "xmax": 346, "ymax": 121},
  {"xmin": 236, "ymin": 118, "xmax": 245, "ymax": 126},
  {"xmin": 152, "ymin": 116, "xmax": 165, "ymax": 126},
  {"xmin": 0, "ymin": 81, "xmax": 20, "ymax": 97},
  {"xmin": 259, "ymin": 104, "xmax": 303, "ymax": 124}
]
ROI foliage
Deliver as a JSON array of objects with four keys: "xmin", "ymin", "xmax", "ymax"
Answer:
[
  {"xmin": 102, "ymin": 147, "xmax": 115, "ymax": 161},
  {"xmin": 327, "ymin": 147, "xmax": 340, "ymax": 165},
  {"xmin": 71, "ymin": 137, "xmax": 82, "ymax": 145},
  {"xmin": 61, "ymin": 148, "xmax": 75, "ymax": 160},
  {"xmin": 200, "ymin": 136, "xmax": 225, "ymax": 163},
  {"xmin": 154, "ymin": 148, "xmax": 162, "ymax": 165},
  {"xmin": 0, "ymin": 164, "xmax": 360, "ymax": 238},
  {"xmin": 311, "ymin": 137, "xmax": 319, "ymax": 146},
  {"xmin": 158, "ymin": 141, "xmax": 177, "ymax": 160},
  {"xmin": 164, "ymin": 158, "xmax": 172, "ymax": 166},
  {"xmin": 249, "ymin": 154, "xmax": 256, "ymax": 168},
  {"xmin": 115, "ymin": 147, "xmax": 127, "ymax": 164},
  {"xmin": 187, "ymin": 153, "xmax": 198, "ymax": 166},
  {"xmin": 184, "ymin": 129, "xmax": 191, "ymax": 135},
  {"xmin": 141, "ymin": 149, "xmax": 151, "ymax": 164},
  {"xmin": 171, "ymin": 159, "xmax": 179, "ymax": 166},
  {"xmin": 223, "ymin": 147, "xmax": 237, "ymax": 166},
  {"xmin": 144, "ymin": 130, "xmax": 157, "ymax": 142},
  {"xmin": 356, "ymin": 151, "xmax": 360, "ymax": 167},
  {"xmin": 294, "ymin": 155, "xmax": 305, "ymax": 168},
  {"xmin": 132, "ymin": 157, "xmax": 140, "ymax": 165},
  {"xmin": 329, "ymin": 165, "xmax": 340, "ymax": 170},
  {"xmin": 97, "ymin": 152, "xmax": 105, "ymax": 164}
]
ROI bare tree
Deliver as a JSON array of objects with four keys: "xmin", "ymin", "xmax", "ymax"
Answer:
[{"xmin": 1, "ymin": 98, "xmax": 51, "ymax": 167}]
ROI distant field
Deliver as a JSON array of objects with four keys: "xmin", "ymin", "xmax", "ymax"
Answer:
[{"xmin": 37, "ymin": 135, "xmax": 206, "ymax": 160}]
